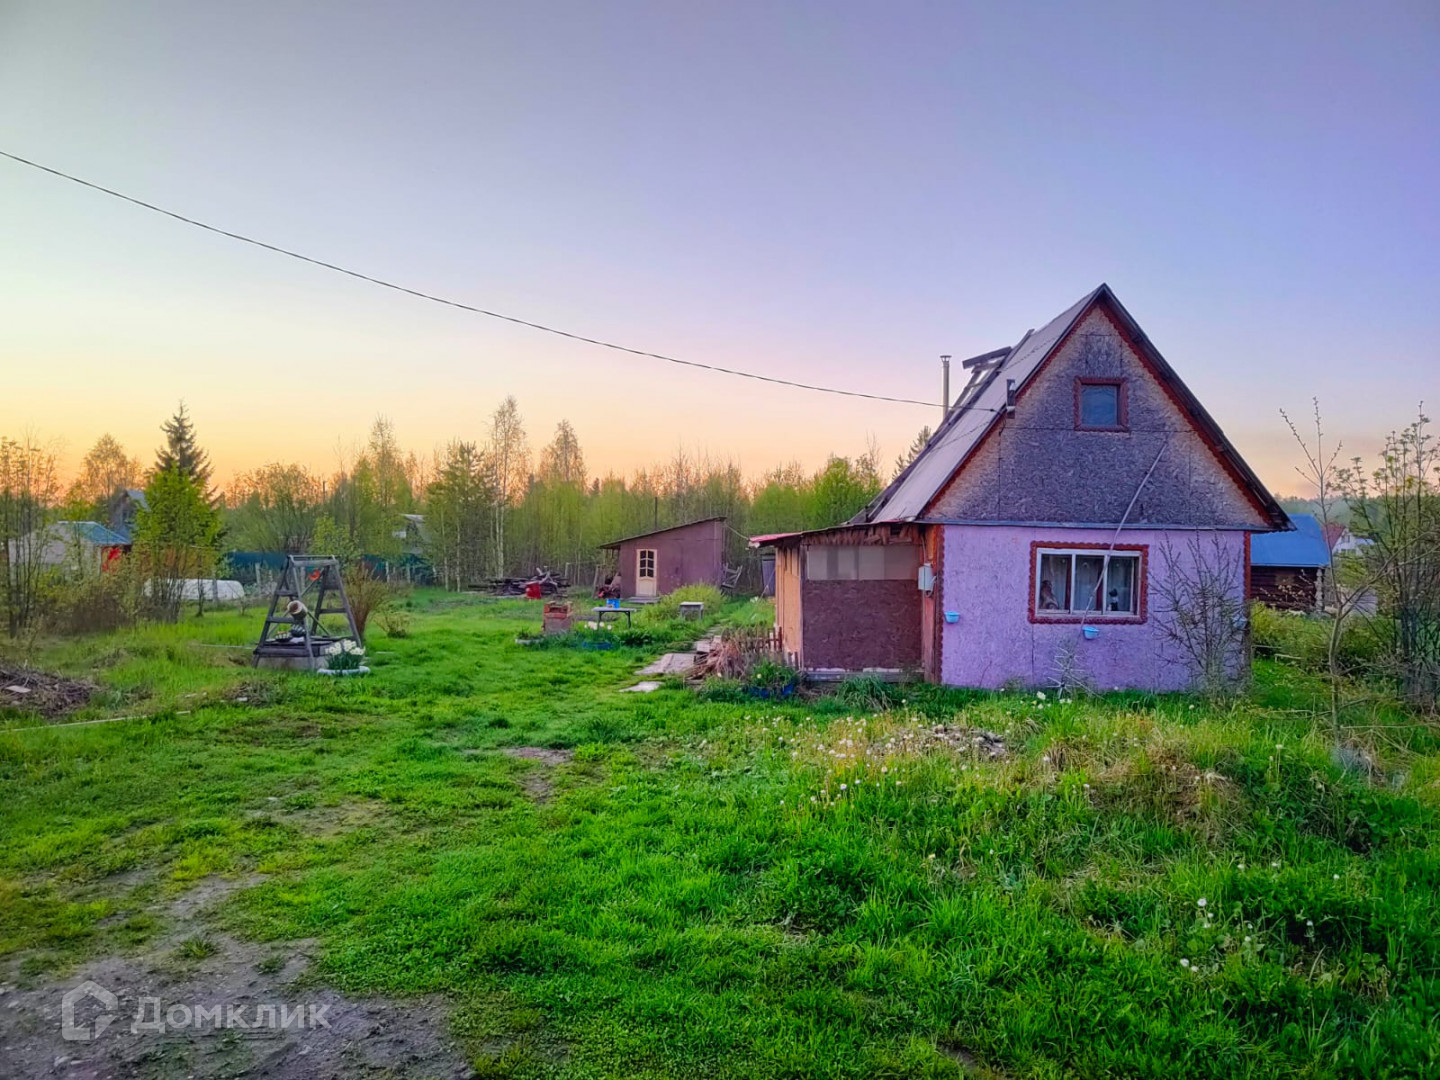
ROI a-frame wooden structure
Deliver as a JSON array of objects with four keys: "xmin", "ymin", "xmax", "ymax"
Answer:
[{"xmin": 252, "ymin": 556, "xmax": 362, "ymax": 670}]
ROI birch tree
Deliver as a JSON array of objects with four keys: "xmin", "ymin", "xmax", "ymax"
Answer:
[
  {"xmin": 487, "ymin": 396, "xmax": 530, "ymax": 577},
  {"xmin": 0, "ymin": 436, "xmax": 60, "ymax": 637}
]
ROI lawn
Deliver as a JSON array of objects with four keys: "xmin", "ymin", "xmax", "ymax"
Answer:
[{"xmin": 1, "ymin": 591, "xmax": 1438, "ymax": 1078}]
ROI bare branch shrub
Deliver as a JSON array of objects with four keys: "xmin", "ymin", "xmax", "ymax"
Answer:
[{"xmin": 1150, "ymin": 532, "xmax": 1249, "ymax": 697}]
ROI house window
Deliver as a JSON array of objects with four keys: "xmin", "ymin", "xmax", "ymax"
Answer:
[
  {"xmin": 1034, "ymin": 547, "xmax": 1143, "ymax": 618},
  {"xmin": 638, "ymin": 549, "xmax": 656, "ymax": 580},
  {"xmin": 1075, "ymin": 378, "xmax": 1127, "ymax": 430},
  {"xmin": 806, "ymin": 544, "xmax": 921, "ymax": 582}
]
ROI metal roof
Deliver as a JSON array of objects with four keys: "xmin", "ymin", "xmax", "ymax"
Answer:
[
  {"xmin": 598, "ymin": 516, "xmax": 726, "ymax": 549},
  {"xmin": 854, "ymin": 284, "xmax": 1289, "ymax": 530},
  {"xmin": 55, "ymin": 521, "xmax": 131, "ymax": 546},
  {"xmin": 1250, "ymin": 513, "xmax": 1331, "ymax": 568}
]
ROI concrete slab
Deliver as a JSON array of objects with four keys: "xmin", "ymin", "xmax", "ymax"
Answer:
[{"xmin": 638, "ymin": 652, "xmax": 698, "ymax": 676}]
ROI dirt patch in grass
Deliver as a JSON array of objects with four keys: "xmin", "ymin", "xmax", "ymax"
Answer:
[
  {"xmin": 1095, "ymin": 747, "xmax": 1238, "ymax": 838},
  {"xmin": 501, "ymin": 747, "xmax": 574, "ymax": 766},
  {"xmin": 0, "ymin": 873, "xmax": 474, "ymax": 1080},
  {"xmin": 0, "ymin": 663, "xmax": 95, "ymax": 719},
  {"xmin": 501, "ymin": 747, "xmax": 574, "ymax": 803}
]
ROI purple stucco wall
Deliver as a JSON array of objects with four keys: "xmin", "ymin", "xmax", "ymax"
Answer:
[{"xmin": 938, "ymin": 525, "xmax": 1248, "ymax": 692}]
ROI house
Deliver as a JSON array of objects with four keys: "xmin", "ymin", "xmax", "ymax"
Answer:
[
  {"xmin": 393, "ymin": 513, "xmax": 428, "ymax": 556},
  {"xmin": 107, "ymin": 488, "xmax": 148, "ymax": 543},
  {"xmin": 1250, "ymin": 513, "xmax": 1332, "ymax": 611},
  {"xmin": 12, "ymin": 521, "xmax": 130, "ymax": 573},
  {"xmin": 752, "ymin": 284, "xmax": 1290, "ymax": 691},
  {"xmin": 1327, "ymin": 525, "xmax": 1374, "ymax": 556},
  {"xmin": 599, "ymin": 517, "xmax": 726, "ymax": 600}
]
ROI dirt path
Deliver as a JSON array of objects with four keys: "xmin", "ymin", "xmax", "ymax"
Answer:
[{"xmin": 0, "ymin": 874, "xmax": 475, "ymax": 1079}]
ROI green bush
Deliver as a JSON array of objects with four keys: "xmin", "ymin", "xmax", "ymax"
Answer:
[
  {"xmin": 1250, "ymin": 602, "xmax": 1388, "ymax": 675},
  {"xmin": 637, "ymin": 585, "xmax": 727, "ymax": 624}
]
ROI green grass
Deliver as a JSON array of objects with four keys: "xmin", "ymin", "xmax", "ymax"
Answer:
[{"xmin": 1, "ymin": 591, "xmax": 1438, "ymax": 1077}]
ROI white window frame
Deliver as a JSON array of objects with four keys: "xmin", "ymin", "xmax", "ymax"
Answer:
[
  {"xmin": 637, "ymin": 548, "xmax": 656, "ymax": 580},
  {"xmin": 1033, "ymin": 546, "xmax": 1144, "ymax": 620}
]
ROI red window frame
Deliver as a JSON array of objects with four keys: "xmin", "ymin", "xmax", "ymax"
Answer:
[{"xmin": 1028, "ymin": 541, "xmax": 1149, "ymax": 624}]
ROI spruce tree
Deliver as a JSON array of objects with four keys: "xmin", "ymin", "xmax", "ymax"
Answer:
[{"xmin": 155, "ymin": 403, "xmax": 212, "ymax": 492}]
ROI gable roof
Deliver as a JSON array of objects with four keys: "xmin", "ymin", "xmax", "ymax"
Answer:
[
  {"xmin": 855, "ymin": 284, "xmax": 1289, "ymax": 529},
  {"xmin": 598, "ymin": 517, "xmax": 726, "ymax": 550},
  {"xmin": 1251, "ymin": 513, "xmax": 1330, "ymax": 568}
]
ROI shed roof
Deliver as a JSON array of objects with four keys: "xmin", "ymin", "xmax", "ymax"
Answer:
[
  {"xmin": 53, "ymin": 521, "xmax": 131, "ymax": 546},
  {"xmin": 598, "ymin": 516, "xmax": 725, "ymax": 550},
  {"xmin": 1250, "ymin": 513, "xmax": 1331, "ymax": 568},
  {"xmin": 854, "ymin": 284, "xmax": 1290, "ymax": 530}
]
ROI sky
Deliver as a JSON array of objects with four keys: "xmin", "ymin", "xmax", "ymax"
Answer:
[{"xmin": 1, "ymin": 0, "xmax": 1436, "ymax": 496}]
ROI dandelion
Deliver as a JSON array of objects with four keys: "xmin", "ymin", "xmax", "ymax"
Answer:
[
  {"xmin": 1197, "ymin": 898, "xmax": 1208, "ymax": 908},
  {"xmin": 1180, "ymin": 958, "xmax": 1191, "ymax": 969},
  {"xmin": 1332, "ymin": 874, "xmax": 1340, "ymax": 880},
  {"xmin": 1271, "ymin": 861, "xmax": 1281, "ymax": 868},
  {"xmin": 988, "ymin": 849, "xmax": 995, "ymax": 855},
  {"xmin": 1037, "ymin": 691, "xmax": 1047, "ymax": 700},
  {"xmin": 928, "ymin": 853, "xmax": 936, "ymax": 860},
  {"xmin": 1237, "ymin": 863, "xmax": 1245, "ymax": 871}
]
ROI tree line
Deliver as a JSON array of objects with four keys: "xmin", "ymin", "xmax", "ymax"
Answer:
[{"xmin": 3, "ymin": 397, "xmax": 926, "ymax": 632}]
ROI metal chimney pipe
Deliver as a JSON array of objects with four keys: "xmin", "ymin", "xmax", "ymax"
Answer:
[{"xmin": 940, "ymin": 355, "xmax": 952, "ymax": 420}]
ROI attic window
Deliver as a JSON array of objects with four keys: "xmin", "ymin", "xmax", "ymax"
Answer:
[
  {"xmin": 1032, "ymin": 545, "xmax": 1145, "ymax": 621},
  {"xmin": 1075, "ymin": 378, "xmax": 1127, "ymax": 431}
]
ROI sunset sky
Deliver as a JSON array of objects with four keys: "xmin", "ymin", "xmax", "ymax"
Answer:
[{"xmin": 1, "ymin": 1, "xmax": 1436, "ymax": 496}]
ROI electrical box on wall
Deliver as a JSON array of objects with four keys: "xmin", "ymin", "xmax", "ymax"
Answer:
[{"xmin": 917, "ymin": 564, "xmax": 935, "ymax": 592}]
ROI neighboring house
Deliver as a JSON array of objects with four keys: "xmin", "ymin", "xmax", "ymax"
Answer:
[
  {"xmin": 393, "ymin": 513, "xmax": 429, "ymax": 556},
  {"xmin": 752, "ymin": 284, "xmax": 1290, "ymax": 691},
  {"xmin": 108, "ymin": 488, "xmax": 148, "ymax": 543},
  {"xmin": 599, "ymin": 518, "xmax": 726, "ymax": 600},
  {"xmin": 12, "ymin": 521, "xmax": 130, "ymax": 573},
  {"xmin": 1250, "ymin": 513, "xmax": 1332, "ymax": 611},
  {"xmin": 1328, "ymin": 525, "xmax": 1374, "ymax": 556}
]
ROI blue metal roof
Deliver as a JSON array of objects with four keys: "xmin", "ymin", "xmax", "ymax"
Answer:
[
  {"xmin": 1251, "ymin": 513, "xmax": 1330, "ymax": 568},
  {"xmin": 60, "ymin": 521, "xmax": 131, "ymax": 546}
]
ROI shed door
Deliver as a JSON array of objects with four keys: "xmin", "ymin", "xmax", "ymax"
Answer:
[{"xmin": 636, "ymin": 548, "xmax": 657, "ymax": 597}]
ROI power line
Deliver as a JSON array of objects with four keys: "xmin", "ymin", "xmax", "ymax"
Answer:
[{"xmin": 0, "ymin": 149, "xmax": 941, "ymax": 408}]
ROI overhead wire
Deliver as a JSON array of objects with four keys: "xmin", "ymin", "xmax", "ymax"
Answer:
[{"xmin": 0, "ymin": 149, "xmax": 967, "ymax": 409}]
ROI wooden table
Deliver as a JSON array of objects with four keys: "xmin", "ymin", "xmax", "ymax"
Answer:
[{"xmin": 593, "ymin": 606, "xmax": 637, "ymax": 629}]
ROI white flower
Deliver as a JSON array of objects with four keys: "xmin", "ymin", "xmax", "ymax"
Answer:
[
  {"xmin": 1333, "ymin": 874, "xmax": 1340, "ymax": 880},
  {"xmin": 1197, "ymin": 898, "xmax": 1207, "ymax": 908},
  {"xmin": 1036, "ymin": 691, "xmax": 1047, "ymax": 700},
  {"xmin": 1271, "ymin": 861, "xmax": 1281, "ymax": 868},
  {"xmin": 1237, "ymin": 864, "xmax": 1245, "ymax": 871},
  {"xmin": 1180, "ymin": 958, "xmax": 1191, "ymax": 968}
]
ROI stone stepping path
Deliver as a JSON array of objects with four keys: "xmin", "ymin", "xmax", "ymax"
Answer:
[
  {"xmin": 620, "ymin": 647, "xmax": 711, "ymax": 692},
  {"xmin": 638, "ymin": 652, "xmax": 699, "ymax": 676}
]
